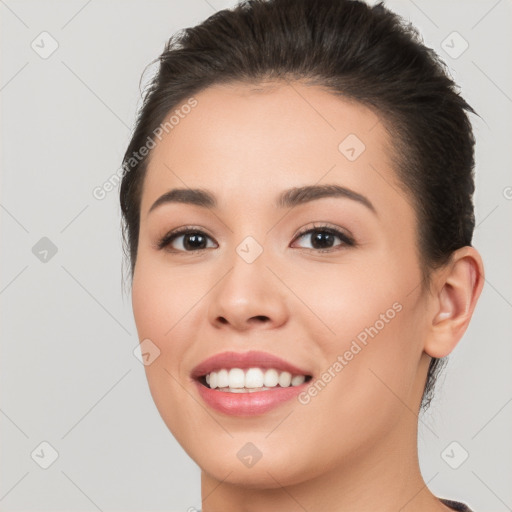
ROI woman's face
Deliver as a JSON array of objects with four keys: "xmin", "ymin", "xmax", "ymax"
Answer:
[{"xmin": 132, "ymin": 82, "xmax": 433, "ymax": 487}]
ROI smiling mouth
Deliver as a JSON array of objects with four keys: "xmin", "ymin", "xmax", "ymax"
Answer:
[{"xmin": 198, "ymin": 367, "xmax": 313, "ymax": 393}]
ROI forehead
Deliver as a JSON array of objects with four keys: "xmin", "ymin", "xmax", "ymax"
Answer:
[{"xmin": 140, "ymin": 81, "xmax": 406, "ymax": 219}]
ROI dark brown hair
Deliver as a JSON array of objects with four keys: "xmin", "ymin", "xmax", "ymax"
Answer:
[{"xmin": 120, "ymin": 0, "xmax": 477, "ymax": 410}]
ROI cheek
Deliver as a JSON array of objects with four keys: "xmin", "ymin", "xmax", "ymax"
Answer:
[
  {"xmin": 294, "ymin": 252, "xmax": 424, "ymax": 413},
  {"xmin": 290, "ymin": 302, "xmax": 423, "ymax": 471},
  {"xmin": 131, "ymin": 259, "xmax": 204, "ymax": 446},
  {"xmin": 335, "ymin": 295, "xmax": 424, "ymax": 420},
  {"xmin": 287, "ymin": 252, "xmax": 411, "ymax": 346},
  {"xmin": 131, "ymin": 258, "xmax": 191, "ymax": 391},
  {"xmin": 131, "ymin": 254, "xmax": 203, "ymax": 341},
  {"xmin": 131, "ymin": 271, "xmax": 170, "ymax": 339}
]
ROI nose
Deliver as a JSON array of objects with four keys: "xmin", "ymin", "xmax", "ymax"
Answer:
[{"xmin": 207, "ymin": 245, "xmax": 289, "ymax": 332}]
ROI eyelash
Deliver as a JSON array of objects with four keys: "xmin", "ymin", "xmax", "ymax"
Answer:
[{"xmin": 156, "ymin": 223, "xmax": 356, "ymax": 254}]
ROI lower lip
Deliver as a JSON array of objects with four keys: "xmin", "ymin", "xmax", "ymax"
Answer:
[{"xmin": 194, "ymin": 380, "xmax": 309, "ymax": 416}]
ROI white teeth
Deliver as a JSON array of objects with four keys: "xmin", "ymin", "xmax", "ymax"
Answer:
[
  {"xmin": 205, "ymin": 367, "xmax": 308, "ymax": 391},
  {"xmin": 228, "ymin": 368, "xmax": 245, "ymax": 388},
  {"xmin": 245, "ymin": 368, "xmax": 264, "ymax": 388},
  {"xmin": 263, "ymin": 368, "xmax": 279, "ymax": 387},
  {"xmin": 217, "ymin": 369, "xmax": 229, "ymax": 388},
  {"xmin": 209, "ymin": 371, "xmax": 218, "ymax": 389},
  {"xmin": 291, "ymin": 374, "xmax": 306, "ymax": 386},
  {"xmin": 278, "ymin": 371, "xmax": 292, "ymax": 387}
]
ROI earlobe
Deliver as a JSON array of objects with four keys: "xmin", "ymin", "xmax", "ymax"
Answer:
[{"xmin": 424, "ymin": 246, "xmax": 484, "ymax": 359}]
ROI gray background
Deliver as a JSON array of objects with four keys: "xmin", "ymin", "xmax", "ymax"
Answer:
[{"xmin": 1, "ymin": 1, "xmax": 511, "ymax": 511}]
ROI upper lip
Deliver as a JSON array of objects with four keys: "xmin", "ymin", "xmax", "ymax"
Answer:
[{"xmin": 190, "ymin": 350, "xmax": 312, "ymax": 379}]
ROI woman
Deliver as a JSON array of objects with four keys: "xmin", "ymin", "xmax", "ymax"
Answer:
[{"xmin": 120, "ymin": 0, "xmax": 484, "ymax": 510}]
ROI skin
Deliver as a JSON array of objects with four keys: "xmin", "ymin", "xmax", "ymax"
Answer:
[{"xmin": 131, "ymin": 81, "xmax": 484, "ymax": 512}]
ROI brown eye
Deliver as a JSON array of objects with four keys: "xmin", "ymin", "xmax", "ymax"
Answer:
[
  {"xmin": 158, "ymin": 228, "xmax": 217, "ymax": 252},
  {"xmin": 292, "ymin": 225, "xmax": 355, "ymax": 252}
]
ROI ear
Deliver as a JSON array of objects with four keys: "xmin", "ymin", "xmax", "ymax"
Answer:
[{"xmin": 424, "ymin": 246, "xmax": 485, "ymax": 359}]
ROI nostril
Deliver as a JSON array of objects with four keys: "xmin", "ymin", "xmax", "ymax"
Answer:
[{"xmin": 249, "ymin": 315, "xmax": 270, "ymax": 323}]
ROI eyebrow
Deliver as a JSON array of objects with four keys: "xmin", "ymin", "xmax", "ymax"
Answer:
[{"xmin": 148, "ymin": 184, "xmax": 376, "ymax": 215}]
